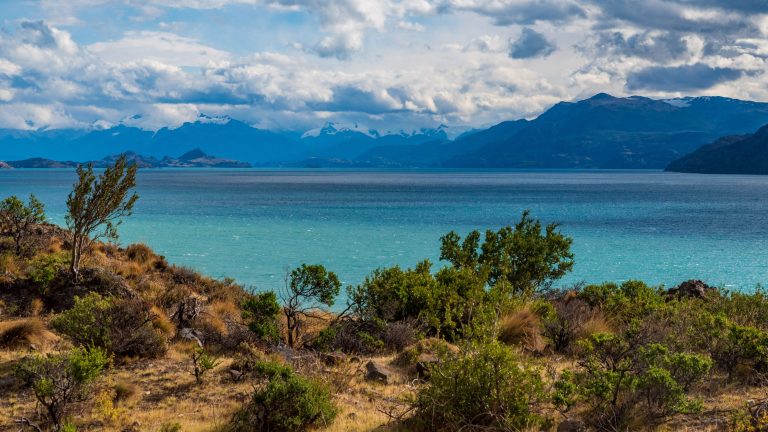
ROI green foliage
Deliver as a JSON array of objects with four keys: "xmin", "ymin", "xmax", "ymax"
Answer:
[
  {"xmin": 711, "ymin": 323, "xmax": 768, "ymax": 380},
  {"xmin": 349, "ymin": 262, "xmax": 487, "ymax": 341},
  {"xmin": 415, "ymin": 341, "xmax": 548, "ymax": 431},
  {"xmin": 440, "ymin": 210, "xmax": 574, "ymax": 297},
  {"xmin": 61, "ymin": 422, "xmax": 78, "ymax": 432},
  {"xmin": 65, "ymin": 155, "xmax": 138, "ymax": 280},
  {"xmin": 563, "ymin": 331, "xmax": 711, "ymax": 430},
  {"xmin": 28, "ymin": 252, "xmax": 69, "ymax": 293},
  {"xmin": 0, "ymin": 194, "xmax": 46, "ymax": 255},
  {"xmin": 15, "ymin": 346, "xmax": 109, "ymax": 430},
  {"xmin": 579, "ymin": 280, "xmax": 666, "ymax": 323},
  {"xmin": 52, "ymin": 293, "xmax": 168, "ymax": 359},
  {"xmin": 231, "ymin": 360, "xmax": 338, "ymax": 432},
  {"xmin": 242, "ymin": 291, "xmax": 281, "ymax": 343},
  {"xmin": 191, "ymin": 347, "xmax": 220, "ymax": 384},
  {"xmin": 52, "ymin": 292, "xmax": 112, "ymax": 348}
]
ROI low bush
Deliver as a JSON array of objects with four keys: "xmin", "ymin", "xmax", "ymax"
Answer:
[
  {"xmin": 542, "ymin": 294, "xmax": 601, "ymax": 353},
  {"xmin": 230, "ymin": 360, "xmax": 338, "ymax": 432},
  {"xmin": 28, "ymin": 252, "xmax": 69, "ymax": 294},
  {"xmin": 711, "ymin": 323, "xmax": 768, "ymax": 381},
  {"xmin": 15, "ymin": 346, "xmax": 110, "ymax": 431},
  {"xmin": 52, "ymin": 293, "xmax": 168, "ymax": 359},
  {"xmin": 242, "ymin": 292, "xmax": 281, "ymax": 344},
  {"xmin": 415, "ymin": 341, "xmax": 548, "ymax": 431},
  {"xmin": 191, "ymin": 346, "xmax": 220, "ymax": 384},
  {"xmin": 52, "ymin": 292, "xmax": 112, "ymax": 348},
  {"xmin": 556, "ymin": 330, "xmax": 712, "ymax": 431}
]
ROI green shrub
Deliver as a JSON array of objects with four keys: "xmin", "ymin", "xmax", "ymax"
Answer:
[
  {"xmin": 15, "ymin": 346, "xmax": 109, "ymax": 430},
  {"xmin": 28, "ymin": 252, "xmax": 69, "ymax": 294},
  {"xmin": 348, "ymin": 263, "xmax": 487, "ymax": 342},
  {"xmin": 711, "ymin": 323, "xmax": 768, "ymax": 380},
  {"xmin": 242, "ymin": 291, "xmax": 281, "ymax": 343},
  {"xmin": 561, "ymin": 331, "xmax": 711, "ymax": 431},
  {"xmin": 191, "ymin": 346, "xmax": 220, "ymax": 384},
  {"xmin": 230, "ymin": 360, "xmax": 338, "ymax": 432},
  {"xmin": 52, "ymin": 293, "xmax": 168, "ymax": 359},
  {"xmin": 579, "ymin": 280, "xmax": 666, "ymax": 323},
  {"xmin": 415, "ymin": 341, "xmax": 548, "ymax": 431},
  {"xmin": 52, "ymin": 292, "xmax": 112, "ymax": 348}
]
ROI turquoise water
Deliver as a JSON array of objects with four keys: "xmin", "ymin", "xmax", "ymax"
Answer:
[{"xmin": 1, "ymin": 169, "xmax": 767, "ymax": 292}]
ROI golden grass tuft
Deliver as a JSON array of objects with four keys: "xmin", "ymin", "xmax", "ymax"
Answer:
[
  {"xmin": 113, "ymin": 380, "xmax": 139, "ymax": 405},
  {"xmin": 0, "ymin": 318, "xmax": 54, "ymax": 349},
  {"xmin": 126, "ymin": 243, "xmax": 154, "ymax": 265},
  {"xmin": 28, "ymin": 298, "xmax": 44, "ymax": 317},
  {"xmin": 46, "ymin": 237, "xmax": 63, "ymax": 254},
  {"xmin": 210, "ymin": 300, "xmax": 240, "ymax": 319},
  {"xmin": 577, "ymin": 312, "xmax": 613, "ymax": 339},
  {"xmin": 498, "ymin": 307, "xmax": 545, "ymax": 352},
  {"xmin": 0, "ymin": 253, "xmax": 20, "ymax": 276},
  {"xmin": 151, "ymin": 306, "xmax": 176, "ymax": 336}
]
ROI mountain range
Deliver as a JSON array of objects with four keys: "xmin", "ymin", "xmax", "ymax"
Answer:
[{"xmin": 3, "ymin": 94, "xmax": 768, "ymax": 169}]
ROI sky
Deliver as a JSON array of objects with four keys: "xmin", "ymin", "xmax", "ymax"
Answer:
[{"xmin": 0, "ymin": 0, "xmax": 767, "ymax": 133}]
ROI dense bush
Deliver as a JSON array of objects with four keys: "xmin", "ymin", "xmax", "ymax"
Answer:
[
  {"xmin": 348, "ymin": 263, "xmax": 488, "ymax": 342},
  {"xmin": 415, "ymin": 342, "xmax": 548, "ymax": 431},
  {"xmin": 230, "ymin": 360, "xmax": 338, "ymax": 432},
  {"xmin": 440, "ymin": 210, "xmax": 574, "ymax": 297},
  {"xmin": 52, "ymin": 293, "xmax": 168, "ymax": 358},
  {"xmin": 28, "ymin": 252, "xmax": 69, "ymax": 294},
  {"xmin": 15, "ymin": 346, "xmax": 110, "ymax": 431},
  {"xmin": 242, "ymin": 291, "xmax": 281, "ymax": 344},
  {"xmin": 52, "ymin": 292, "xmax": 112, "ymax": 348},
  {"xmin": 556, "ymin": 329, "xmax": 712, "ymax": 431}
]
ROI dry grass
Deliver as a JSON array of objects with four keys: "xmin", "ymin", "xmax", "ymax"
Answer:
[
  {"xmin": 578, "ymin": 312, "xmax": 613, "ymax": 338},
  {"xmin": 0, "ymin": 318, "xmax": 57, "ymax": 349},
  {"xmin": 27, "ymin": 298, "xmax": 44, "ymax": 317},
  {"xmin": 498, "ymin": 307, "xmax": 545, "ymax": 352},
  {"xmin": 126, "ymin": 243, "xmax": 154, "ymax": 265},
  {"xmin": 0, "ymin": 253, "xmax": 20, "ymax": 276}
]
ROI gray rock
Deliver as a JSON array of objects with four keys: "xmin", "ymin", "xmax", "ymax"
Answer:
[
  {"xmin": 667, "ymin": 279, "xmax": 715, "ymax": 299},
  {"xmin": 557, "ymin": 419, "xmax": 586, "ymax": 432},
  {"xmin": 229, "ymin": 369, "xmax": 244, "ymax": 382},
  {"xmin": 416, "ymin": 353, "xmax": 438, "ymax": 379},
  {"xmin": 365, "ymin": 361, "xmax": 392, "ymax": 383},
  {"xmin": 323, "ymin": 352, "xmax": 345, "ymax": 366}
]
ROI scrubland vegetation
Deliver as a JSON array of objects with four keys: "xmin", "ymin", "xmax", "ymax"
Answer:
[{"xmin": 1, "ymin": 156, "xmax": 768, "ymax": 431}]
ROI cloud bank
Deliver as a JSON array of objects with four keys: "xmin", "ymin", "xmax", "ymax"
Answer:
[{"xmin": 0, "ymin": 0, "xmax": 765, "ymax": 131}]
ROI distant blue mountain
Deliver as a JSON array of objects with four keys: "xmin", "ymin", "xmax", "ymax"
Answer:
[
  {"xmin": 666, "ymin": 124, "xmax": 768, "ymax": 174},
  {"xmin": 445, "ymin": 94, "xmax": 768, "ymax": 168},
  {"xmin": 3, "ymin": 94, "xmax": 768, "ymax": 169}
]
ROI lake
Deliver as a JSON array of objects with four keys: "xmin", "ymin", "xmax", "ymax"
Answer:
[{"xmin": 1, "ymin": 168, "xmax": 767, "ymax": 293}]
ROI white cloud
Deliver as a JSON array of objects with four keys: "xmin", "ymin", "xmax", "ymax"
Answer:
[{"xmin": 89, "ymin": 31, "xmax": 231, "ymax": 67}]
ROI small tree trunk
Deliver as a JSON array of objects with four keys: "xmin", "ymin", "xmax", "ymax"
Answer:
[{"xmin": 70, "ymin": 235, "xmax": 82, "ymax": 282}]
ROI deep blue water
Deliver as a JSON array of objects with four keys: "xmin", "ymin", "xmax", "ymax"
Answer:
[{"xmin": 1, "ymin": 169, "xmax": 767, "ymax": 293}]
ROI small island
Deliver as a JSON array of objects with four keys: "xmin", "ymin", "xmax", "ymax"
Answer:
[{"xmin": 1, "ymin": 149, "xmax": 251, "ymax": 169}]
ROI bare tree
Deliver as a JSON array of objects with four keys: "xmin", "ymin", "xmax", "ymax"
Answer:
[
  {"xmin": 65, "ymin": 155, "xmax": 138, "ymax": 281},
  {"xmin": 0, "ymin": 194, "xmax": 45, "ymax": 255},
  {"xmin": 280, "ymin": 264, "xmax": 341, "ymax": 348}
]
